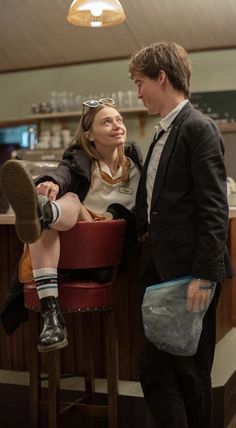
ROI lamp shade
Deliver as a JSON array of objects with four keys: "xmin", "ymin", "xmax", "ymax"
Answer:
[{"xmin": 67, "ymin": 0, "xmax": 126, "ymax": 27}]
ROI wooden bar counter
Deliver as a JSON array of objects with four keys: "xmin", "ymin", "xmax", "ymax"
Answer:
[{"xmin": 0, "ymin": 209, "xmax": 236, "ymax": 380}]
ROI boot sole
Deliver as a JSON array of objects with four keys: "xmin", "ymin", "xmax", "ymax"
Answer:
[
  {"xmin": 38, "ymin": 337, "xmax": 68, "ymax": 353},
  {"xmin": 1, "ymin": 160, "xmax": 41, "ymax": 244}
]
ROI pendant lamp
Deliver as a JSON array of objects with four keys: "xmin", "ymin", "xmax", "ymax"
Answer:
[{"xmin": 67, "ymin": 0, "xmax": 126, "ymax": 27}]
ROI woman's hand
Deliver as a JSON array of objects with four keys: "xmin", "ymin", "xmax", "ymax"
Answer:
[
  {"xmin": 186, "ymin": 279, "xmax": 215, "ymax": 312},
  {"xmin": 36, "ymin": 181, "xmax": 59, "ymax": 201}
]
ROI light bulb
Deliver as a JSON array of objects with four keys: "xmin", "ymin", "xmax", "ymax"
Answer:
[
  {"xmin": 91, "ymin": 21, "xmax": 102, "ymax": 27},
  {"xmin": 91, "ymin": 6, "xmax": 103, "ymax": 17}
]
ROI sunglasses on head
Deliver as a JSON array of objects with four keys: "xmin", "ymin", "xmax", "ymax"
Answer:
[{"xmin": 81, "ymin": 97, "xmax": 116, "ymax": 128}]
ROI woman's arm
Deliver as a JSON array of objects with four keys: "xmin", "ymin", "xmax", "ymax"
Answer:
[{"xmin": 34, "ymin": 159, "xmax": 76, "ymax": 198}]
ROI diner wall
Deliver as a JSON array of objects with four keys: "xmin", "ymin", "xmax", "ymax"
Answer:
[{"xmin": 0, "ymin": 49, "xmax": 236, "ymax": 121}]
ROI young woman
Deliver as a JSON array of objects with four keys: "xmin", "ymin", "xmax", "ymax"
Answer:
[{"xmin": 1, "ymin": 98, "xmax": 142, "ymax": 352}]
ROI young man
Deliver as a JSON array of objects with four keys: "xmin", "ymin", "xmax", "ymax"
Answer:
[{"xmin": 129, "ymin": 42, "xmax": 231, "ymax": 428}]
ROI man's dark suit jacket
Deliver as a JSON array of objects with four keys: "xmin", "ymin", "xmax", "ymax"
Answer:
[{"xmin": 135, "ymin": 101, "xmax": 232, "ymax": 284}]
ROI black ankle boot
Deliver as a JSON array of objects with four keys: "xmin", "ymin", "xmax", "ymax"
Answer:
[{"xmin": 38, "ymin": 296, "xmax": 68, "ymax": 352}]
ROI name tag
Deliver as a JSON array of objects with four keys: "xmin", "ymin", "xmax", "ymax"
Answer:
[{"xmin": 119, "ymin": 186, "xmax": 133, "ymax": 195}]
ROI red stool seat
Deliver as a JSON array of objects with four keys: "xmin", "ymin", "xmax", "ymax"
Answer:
[{"xmin": 24, "ymin": 280, "xmax": 113, "ymax": 311}]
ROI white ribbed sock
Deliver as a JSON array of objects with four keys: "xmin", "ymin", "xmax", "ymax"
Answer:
[
  {"xmin": 33, "ymin": 267, "xmax": 58, "ymax": 299},
  {"xmin": 50, "ymin": 201, "xmax": 61, "ymax": 224}
]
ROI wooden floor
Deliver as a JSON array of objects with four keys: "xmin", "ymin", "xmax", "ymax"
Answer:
[{"xmin": 0, "ymin": 328, "xmax": 236, "ymax": 428}]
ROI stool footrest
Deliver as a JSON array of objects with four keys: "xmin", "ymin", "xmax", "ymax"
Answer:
[{"xmin": 61, "ymin": 400, "xmax": 109, "ymax": 417}]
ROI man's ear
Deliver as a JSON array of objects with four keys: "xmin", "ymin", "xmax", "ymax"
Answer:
[{"xmin": 159, "ymin": 69, "xmax": 167, "ymax": 83}]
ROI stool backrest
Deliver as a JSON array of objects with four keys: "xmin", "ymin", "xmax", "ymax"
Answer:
[{"xmin": 58, "ymin": 219, "xmax": 126, "ymax": 270}]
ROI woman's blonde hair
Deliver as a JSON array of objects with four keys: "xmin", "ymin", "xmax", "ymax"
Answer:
[{"xmin": 70, "ymin": 103, "xmax": 131, "ymax": 183}]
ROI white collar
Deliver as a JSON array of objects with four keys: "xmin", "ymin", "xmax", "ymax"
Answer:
[{"xmin": 155, "ymin": 99, "xmax": 189, "ymax": 133}]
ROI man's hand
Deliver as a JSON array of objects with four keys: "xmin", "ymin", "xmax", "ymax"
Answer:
[
  {"xmin": 186, "ymin": 279, "xmax": 215, "ymax": 312},
  {"xmin": 36, "ymin": 181, "xmax": 59, "ymax": 201}
]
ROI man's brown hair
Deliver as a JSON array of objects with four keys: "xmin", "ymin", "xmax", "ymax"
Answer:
[{"xmin": 129, "ymin": 41, "xmax": 191, "ymax": 98}]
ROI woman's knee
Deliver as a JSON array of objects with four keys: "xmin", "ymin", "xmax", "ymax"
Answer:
[
  {"xmin": 58, "ymin": 192, "xmax": 80, "ymax": 212},
  {"xmin": 60, "ymin": 192, "xmax": 79, "ymax": 204},
  {"xmin": 53, "ymin": 193, "xmax": 81, "ymax": 230}
]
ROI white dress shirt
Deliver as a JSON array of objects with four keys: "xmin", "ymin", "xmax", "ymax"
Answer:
[{"xmin": 146, "ymin": 99, "xmax": 189, "ymax": 221}]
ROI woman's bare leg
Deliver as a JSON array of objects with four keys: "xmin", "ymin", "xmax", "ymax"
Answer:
[
  {"xmin": 1, "ymin": 160, "xmax": 94, "ymax": 352},
  {"xmin": 28, "ymin": 192, "xmax": 94, "ymax": 352},
  {"xmin": 29, "ymin": 191, "xmax": 93, "ymax": 269},
  {"xmin": 49, "ymin": 192, "xmax": 93, "ymax": 232}
]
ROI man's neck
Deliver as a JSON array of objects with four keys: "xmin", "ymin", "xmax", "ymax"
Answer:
[{"xmin": 160, "ymin": 93, "xmax": 187, "ymax": 119}]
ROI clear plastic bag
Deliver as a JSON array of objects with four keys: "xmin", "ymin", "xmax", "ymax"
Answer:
[{"xmin": 142, "ymin": 276, "xmax": 216, "ymax": 356}]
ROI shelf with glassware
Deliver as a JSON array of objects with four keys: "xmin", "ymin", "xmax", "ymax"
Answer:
[
  {"xmin": 0, "ymin": 108, "xmax": 236, "ymax": 133},
  {"xmin": 0, "ymin": 107, "xmax": 149, "ymax": 151},
  {"xmin": 0, "ymin": 107, "xmax": 146, "ymax": 126},
  {"xmin": 0, "ymin": 108, "xmax": 236, "ymax": 156}
]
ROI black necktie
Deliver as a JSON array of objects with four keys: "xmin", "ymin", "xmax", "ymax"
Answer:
[
  {"xmin": 135, "ymin": 129, "xmax": 165, "ymax": 230},
  {"xmin": 144, "ymin": 129, "xmax": 165, "ymax": 167}
]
